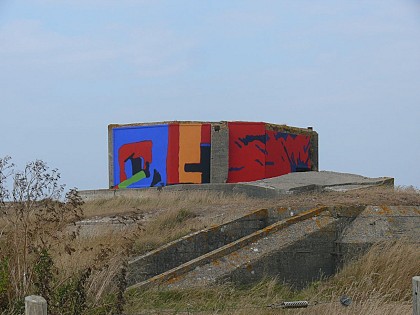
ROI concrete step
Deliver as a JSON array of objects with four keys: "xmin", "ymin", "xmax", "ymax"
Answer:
[
  {"xmin": 127, "ymin": 208, "xmax": 269, "ymax": 286},
  {"xmin": 166, "ymin": 210, "xmax": 338, "ymax": 289},
  {"xmin": 127, "ymin": 206, "xmax": 329, "ymax": 291}
]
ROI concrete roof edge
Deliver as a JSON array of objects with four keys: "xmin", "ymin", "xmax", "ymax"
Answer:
[{"xmin": 108, "ymin": 121, "xmax": 317, "ymax": 133}]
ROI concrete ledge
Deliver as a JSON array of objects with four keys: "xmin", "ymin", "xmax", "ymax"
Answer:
[
  {"xmin": 80, "ymin": 171, "xmax": 394, "ymax": 201},
  {"xmin": 246, "ymin": 171, "xmax": 394, "ymax": 195}
]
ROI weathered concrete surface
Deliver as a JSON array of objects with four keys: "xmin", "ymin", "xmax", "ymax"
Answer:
[
  {"xmin": 126, "ymin": 205, "xmax": 419, "ymax": 291},
  {"xmin": 337, "ymin": 205, "xmax": 420, "ymax": 263},
  {"xmin": 127, "ymin": 208, "xmax": 269, "ymax": 286},
  {"xmin": 127, "ymin": 206, "xmax": 330, "ymax": 290},
  {"xmin": 210, "ymin": 122, "xmax": 229, "ymax": 183},
  {"xmin": 74, "ymin": 214, "xmax": 144, "ymax": 238},
  {"xmin": 240, "ymin": 171, "xmax": 394, "ymax": 195},
  {"xmin": 152, "ymin": 210, "xmax": 340, "ymax": 290},
  {"xmin": 80, "ymin": 171, "xmax": 394, "ymax": 201}
]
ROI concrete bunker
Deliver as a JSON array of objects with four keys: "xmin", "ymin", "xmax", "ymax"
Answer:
[{"xmin": 108, "ymin": 121, "xmax": 318, "ymax": 189}]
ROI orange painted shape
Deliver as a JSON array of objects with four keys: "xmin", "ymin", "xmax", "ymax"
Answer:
[{"xmin": 179, "ymin": 124, "xmax": 202, "ymax": 183}]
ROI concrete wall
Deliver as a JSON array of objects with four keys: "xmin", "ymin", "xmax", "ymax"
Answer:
[
  {"xmin": 127, "ymin": 208, "xmax": 269, "ymax": 286},
  {"xmin": 227, "ymin": 223, "xmax": 339, "ymax": 288},
  {"xmin": 228, "ymin": 122, "xmax": 316, "ymax": 182},
  {"xmin": 225, "ymin": 213, "xmax": 356, "ymax": 288},
  {"xmin": 125, "ymin": 205, "xmax": 420, "ymax": 290},
  {"xmin": 108, "ymin": 121, "xmax": 318, "ymax": 189},
  {"xmin": 210, "ymin": 122, "xmax": 229, "ymax": 183},
  {"xmin": 109, "ymin": 122, "xmax": 211, "ymax": 189},
  {"xmin": 337, "ymin": 205, "xmax": 420, "ymax": 265},
  {"xmin": 226, "ymin": 206, "xmax": 419, "ymax": 288}
]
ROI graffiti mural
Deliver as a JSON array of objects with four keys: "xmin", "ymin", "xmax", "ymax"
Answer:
[
  {"xmin": 113, "ymin": 125, "xmax": 168, "ymax": 188},
  {"xmin": 110, "ymin": 121, "xmax": 315, "ymax": 188},
  {"xmin": 227, "ymin": 122, "xmax": 266, "ymax": 183},
  {"xmin": 112, "ymin": 123, "xmax": 211, "ymax": 188},
  {"xmin": 227, "ymin": 123, "xmax": 312, "ymax": 183},
  {"xmin": 167, "ymin": 123, "xmax": 211, "ymax": 184},
  {"xmin": 182, "ymin": 124, "xmax": 211, "ymax": 184},
  {"xmin": 265, "ymin": 130, "xmax": 311, "ymax": 178}
]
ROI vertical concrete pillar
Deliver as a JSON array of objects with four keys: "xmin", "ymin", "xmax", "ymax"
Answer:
[
  {"xmin": 25, "ymin": 295, "xmax": 47, "ymax": 315},
  {"xmin": 414, "ymin": 276, "xmax": 420, "ymax": 315},
  {"xmin": 310, "ymin": 130, "xmax": 319, "ymax": 171},
  {"xmin": 108, "ymin": 125, "xmax": 114, "ymax": 188},
  {"xmin": 210, "ymin": 122, "xmax": 229, "ymax": 183}
]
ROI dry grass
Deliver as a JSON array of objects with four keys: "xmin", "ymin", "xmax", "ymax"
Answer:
[
  {"xmin": 80, "ymin": 191, "xmax": 266, "ymax": 256},
  {"xmin": 118, "ymin": 186, "xmax": 419, "ymax": 314},
  {"xmin": 2, "ymin": 186, "xmax": 419, "ymax": 313},
  {"xmin": 312, "ymin": 241, "xmax": 419, "ymax": 301},
  {"xmin": 55, "ymin": 185, "xmax": 420, "ymax": 314},
  {"xmin": 78, "ymin": 186, "xmax": 420, "ymax": 257},
  {"xmin": 131, "ymin": 207, "xmax": 205, "ymax": 254},
  {"xmin": 81, "ymin": 190, "xmax": 256, "ymax": 218},
  {"xmin": 294, "ymin": 240, "xmax": 420, "ymax": 315},
  {"xmin": 50, "ymin": 206, "xmax": 211, "ymax": 305},
  {"xmin": 82, "ymin": 186, "xmax": 420, "ymax": 221},
  {"xmin": 125, "ymin": 240, "xmax": 420, "ymax": 315}
]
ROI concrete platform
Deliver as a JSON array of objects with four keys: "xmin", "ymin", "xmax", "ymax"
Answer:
[
  {"xmin": 238, "ymin": 171, "xmax": 394, "ymax": 195},
  {"xmin": 79, "ymin": 171, "xmax": 394, "ymax": 200}
]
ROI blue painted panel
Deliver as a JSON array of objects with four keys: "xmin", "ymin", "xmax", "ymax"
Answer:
[{"xmin": 113, "ymin": 125, "xmax": 168, "ymax": 188}]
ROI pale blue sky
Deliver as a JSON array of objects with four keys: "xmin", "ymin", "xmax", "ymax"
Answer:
[{"xmin": 1, "ymin": 0, "xmax": 419, "ymax": 190}]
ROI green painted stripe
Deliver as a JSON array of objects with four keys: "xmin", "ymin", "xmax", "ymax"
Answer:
[{"xmin": 118, "ymin": 171, "xmax": 147, "ymax": 189}]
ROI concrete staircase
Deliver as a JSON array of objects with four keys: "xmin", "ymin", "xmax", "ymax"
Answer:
[{"xmin": 126, "ymin": 205, "xmax": 349, "ymax": 290}]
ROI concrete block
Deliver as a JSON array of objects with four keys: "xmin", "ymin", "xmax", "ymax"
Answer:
[{"xmin": 210, "ymin": 122, "xmax": 229, "ymax": 183}]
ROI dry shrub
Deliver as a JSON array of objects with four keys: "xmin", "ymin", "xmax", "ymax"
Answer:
[
  {"xmin": 0, "ymin": 157, "xmax": 86, "ymax": 312},
  {"xmin": 53, "ymin": 221, "xmax": 148, "ymax": 312},
  {"xmin": 0, "ymin": 157, "xmax": 134, "ymax": 314}
]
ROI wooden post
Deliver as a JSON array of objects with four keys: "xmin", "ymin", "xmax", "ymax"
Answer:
[
  {"xmin": 25, "ymin": 295, "xmax": 47, "ymax": 315},
  {"xmin": 414, "ymin": 276, "xmax": 420, "ymax": 315}
]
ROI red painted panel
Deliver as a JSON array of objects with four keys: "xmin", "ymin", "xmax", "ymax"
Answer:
[
  {"xmin": 227, "ymin": 122, "xmax": 266, "ymax": 183},
  {"xmin": 265, "ymin": 130, "xmax": 311, "ymax": 178},
  {"xmin": 265, "ymin": 130, "xmax": 288, "ymax": 178},
  {"xmin": 167, "ymin": 123, "xmax": 180, "ymax": 184},
  {"xmin": 201, "ymin": 124, "xmax": 211, "ymax": 144}
]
